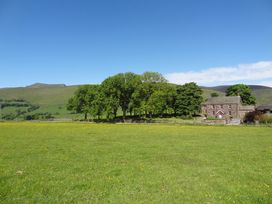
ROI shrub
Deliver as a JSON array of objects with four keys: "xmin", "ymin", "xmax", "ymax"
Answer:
[
  {"xmin": 2, "ymin": 114, "xmax": 16, "ymax": 120},
  {"xmin": 24, "ymin": 112, "xmax": 54, "ymax": 120},
  {"xmin": 27, "ymin": 105, "xmax": 40, "ymax": 112},
  {"xmin": 259, "ymin": 115, "xmax": 272, "ymax": 124},
  {"xmin": 244, "ymin": 111, "xmax": 261, "ymax": 123}
]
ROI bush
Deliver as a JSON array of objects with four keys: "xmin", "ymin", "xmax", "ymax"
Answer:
[
  {"xmin": 24, "ymin": 112, "xmax": 54, "ymax": 120},
  {"xmin": 2, "ymin": 113, "xmax": 17, "ymax": 120},
  {"xmin": 259, "ymin": 115, "xmax": 272, "ymax": 124},
  {"xmin": 27, "ymin": 105, "xmax": 40, "ymax": 112},
  {"xmin": 244, "ymin": 111, "xmax": 261, "ymax": 123}
]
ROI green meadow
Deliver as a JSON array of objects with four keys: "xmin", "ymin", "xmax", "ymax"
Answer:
[{"xmin": 0, "ymin": 122, "xmax": 271, "ymax": 203}]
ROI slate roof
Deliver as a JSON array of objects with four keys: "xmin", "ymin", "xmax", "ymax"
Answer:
[
  {"xmin": 256, "ymin": 105, "xmax": 272, "ymax": 111},
  {"xmin": 203, "ymin": 96, "xmax": 241, "ymax": 105}
]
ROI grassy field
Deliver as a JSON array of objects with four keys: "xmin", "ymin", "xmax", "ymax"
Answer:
[{"xmin": 0, "ymin": 123, "xmax": 272, "ymax": 203}]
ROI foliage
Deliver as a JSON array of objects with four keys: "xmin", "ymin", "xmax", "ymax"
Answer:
[
  {"xmin": 0, "ymin": 99, "xmax": 41, "ymax": 120},
  {"xmin": 211, "ymin": 92, "xmax": 219, "ymax": 97},
  {"xmin": 226, "ymin": 84, "xmax": 256, "ymax": 105},
  {"xmin": 27, "ymin": 104, "xmax": 40, "ymax": 112},
  {"xmin": 24, "ymin": 112, "xmax": 54, "ymax": 120},
  {"xmin": 243, "ymin": 111, "xmax": 261, "ymax": 123},
  {"xmin": 102, "ymin": 72, "xmax": 141, "ymax": 117},
  {"xmin": 141, "ymin": 71, "xmax": 167, "ymax": 83},
  {"xmin": 174, "ymin": 82, "xmax": 203, "ymax": 116},
  {"xmin": 67, "ymin": 85, "xmax": 101, "ymax": 120},
  {"xmin": 67, "ymin": 72, "xmax": 203, "ymax": 120},
  {"xmin": 2, "ymin": 113, "xmax": 17, "ymax": 120}
]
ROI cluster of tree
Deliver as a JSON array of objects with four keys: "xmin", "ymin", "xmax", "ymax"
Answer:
[{"xmin": 67, "ymin": 72, "xmax": 203, "ymax": 120}]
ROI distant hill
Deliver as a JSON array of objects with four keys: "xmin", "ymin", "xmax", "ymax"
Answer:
[
  {"xmin": 202, "ymin": 85, "xmax": 271, "ymax": 93},
  {"xmin": 26, "ymin": 83, "xmax": 66, "ymax": 88},
  {"xmin": 0, "ymin": 85, "xmax": 80, "ymax": 119},
  {"xmin": 0, "ymin": 85, "xmax": 78, "ymax": 105}
]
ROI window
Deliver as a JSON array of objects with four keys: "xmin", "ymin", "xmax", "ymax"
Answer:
[
  {"xmin": 213, "ymin": 111, "xmax": 215, "ymax": 115},
  {"xmin": 229, "ymin": 111, "xmax": 231, "ymax": 115},
  {"xmin": 220, "ymin": 105, "xmax": 223, "ymax": 108}
]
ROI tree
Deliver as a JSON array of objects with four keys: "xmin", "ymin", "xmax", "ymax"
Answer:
[
  {"xmin": 101, "ymin": 72, "xmax": 141, "ymax": 118},
  {"xmin": 226, "ymin": 84, "xmax": 256, "ymax": 105},
  {"xmin": 67, "ymin": 85, "xmax": 90, "ymax": 120},
  {"xmin": 141, "ymin": 72, "xmax": 167, "ymax": 83},
  {"xmin": 67, "ymin": 85, "xmax": 102, "ymax": 120},
  {"xmin": 174, "ymin": 82, "xmax": 203, "ymax": 116},
  {"xmin": 130, "ymin": 81, "xmax": 176, "ymax": 117},
  {"xmin": 147, "ymin": 90, "xmax": 168, "ymax": 117},
  {"xmin": 87, "ymin": 85, "xmax": 105, "ymax": 119},
  {"xmin": 211, "ymin": 92, "xmax": 219, "ymax": 97}
]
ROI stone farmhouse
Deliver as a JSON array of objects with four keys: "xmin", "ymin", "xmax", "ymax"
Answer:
[{"xmin": 201, "ymin": 96, "xmax": 255, "ymax": 124}]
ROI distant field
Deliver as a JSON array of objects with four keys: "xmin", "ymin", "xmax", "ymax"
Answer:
[{"xmin": 1, "ymin": 123, "xmax": 271, "ymax": 203}]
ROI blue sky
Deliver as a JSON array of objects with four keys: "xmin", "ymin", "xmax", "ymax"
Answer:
[{"xmin": 0, "ymin": 0, "xmax": 272, "ymax": 87}]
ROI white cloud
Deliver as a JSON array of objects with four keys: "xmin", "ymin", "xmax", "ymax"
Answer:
[{"xmin": 165, "ymin": 61, "xmax": 272, "ymax": 87}]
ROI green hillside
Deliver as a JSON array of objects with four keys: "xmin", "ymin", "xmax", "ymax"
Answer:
[
  {"xmin": 252, "ymin": 88, "xmax": 272, "ymax": 105},
  {"xmin": 0, "ymin": 85, "xmax": 78, "ymax": 105},
  {"xmin": 0, "ymin": 85, "xmax": 80, "ymax": 119}
]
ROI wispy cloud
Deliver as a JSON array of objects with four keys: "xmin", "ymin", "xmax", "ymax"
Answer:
[{"xmin": 165, "ymin": 61, "xmax": 272, "ymax": 87}]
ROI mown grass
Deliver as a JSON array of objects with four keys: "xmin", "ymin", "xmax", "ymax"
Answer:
[{"xmin": 0, "ymin": 122, "xmax": 271, "ymax": 203}]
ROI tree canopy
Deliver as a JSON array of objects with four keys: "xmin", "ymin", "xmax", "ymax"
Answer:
[
  {"xmin": 226, "ymin": 84, "xmax": 256, "ymax": 105},
  {"xmin": 67, "ymin": 72, "xmax": 204, "ymax": 120}
]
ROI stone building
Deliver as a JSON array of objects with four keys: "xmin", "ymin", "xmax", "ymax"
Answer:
[{"xmin": 201, "ymin": 96, "xmax": 255, "ymax": 124}]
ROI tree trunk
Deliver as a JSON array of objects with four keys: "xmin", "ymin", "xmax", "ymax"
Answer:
[
  {"xmin": 114, "ymin": 110, "xmax": 117, "ymax": 118},
  {"xmin": 84, "ymin": 112, "xmax": 87, "ymax": 120},
  {"xmin": 123, "ymin": 109, "xmax": 126, "ymax": 119}
]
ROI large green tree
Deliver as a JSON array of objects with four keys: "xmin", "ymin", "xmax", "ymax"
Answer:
[
  {"xmin": 87, "ymin": 85, "xmax": 105, "ymax": 119},
  {"xmin": 174, "ymin": 82, "xmax": 203, "ymax": 116},
  {"xmin": 67, "ymin": 85, "xmax": 95, "ymax": 120},
  {"xmin": 101, "ymin": 72, "xmax": 141, "ymax": 118},
  {"xmin": 147, "ymin": 90, "xmax": 168, "ymax": 117},
  {"xmin": 131, "ymin": 82, "xmax": 176, "ymax": 117},
  {"xmin": 226, "ymin": 84, "xmax": 256, "ymax": 105}
]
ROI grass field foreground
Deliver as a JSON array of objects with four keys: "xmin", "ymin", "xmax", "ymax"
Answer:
[{"xmin": 0, "ymin": 122, "xmax": 272, "ymax": 203}]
